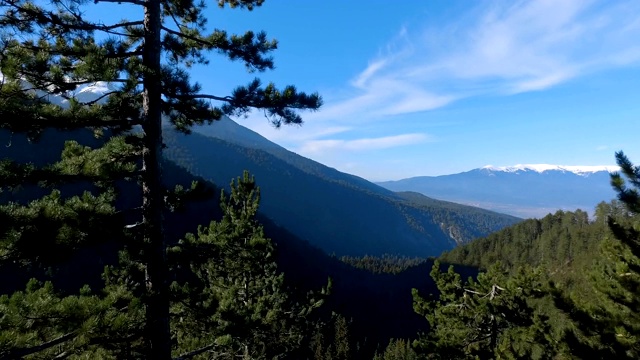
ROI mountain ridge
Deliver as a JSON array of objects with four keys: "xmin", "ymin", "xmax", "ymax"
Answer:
[
  {"xmin": 192, "ymin": 117, "xmax": 390, "ymax": 196},
  {"xmin": 164, "ymin": 119, "xmax": 520, "ymax": 256},
  {"xmin": 480, "ymin": 164, "xmax": 617, "ymax": 176},
  {"xmin": 377, "ymin": 166, "xmax": 618, "ymax": 219}
]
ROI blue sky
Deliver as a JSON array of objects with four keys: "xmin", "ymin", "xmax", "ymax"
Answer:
[{"xmin": 92, "ymin": 0, "xmax": 640, "ymax": 181}]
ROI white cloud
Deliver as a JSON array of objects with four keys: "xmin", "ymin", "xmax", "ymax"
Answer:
[
  {"xmin": 298, "ymin": 133, "xmax": 430, "ymax": 154},
  {"xmin": 324, "ymin": 0, "xmax": 640, "ymax": 121},
  {"xmin": 352, "ymin": 59, "xmax": 388, "ymax": 89}
]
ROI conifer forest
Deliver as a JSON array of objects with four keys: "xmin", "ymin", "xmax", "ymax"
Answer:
[{"xmin": 1, "ymin": 1, "xmax": 639, "ymax": 359}]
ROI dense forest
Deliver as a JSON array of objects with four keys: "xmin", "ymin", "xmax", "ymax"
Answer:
[{"xmin": 2, "ymin": 0, "xmax": 640, "ymax": 359}]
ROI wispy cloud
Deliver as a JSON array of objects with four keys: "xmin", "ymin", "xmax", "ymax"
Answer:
[
  {"xmin": 237, "ymin": 0, "xmax": 640, "ymax": 175},
  {"xmin": 352, "ymin": 59, "xmax": 388, "ymax": 89},
  {"xmin": 298, "ymin": 133, "xmax": 430, "ymax": 154},
  {"xmin": 322, "ymin": 0, "xmax": 640, "ymax": 120}
]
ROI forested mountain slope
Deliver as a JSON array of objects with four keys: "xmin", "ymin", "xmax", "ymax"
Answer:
[
  {"xmin": 438, "ymin": 201, "xmax": 630, "ymax": 287},
  {"xmin": 164, "ymin": 127, "xmax": 520, "ymax": 257},
  {"xmin": 193, "ymin": 116, "xmax": 386, "ymax": 195}
]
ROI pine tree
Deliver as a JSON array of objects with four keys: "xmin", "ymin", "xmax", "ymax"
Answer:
[
  {"xmin": 170, "ymin": 172, "xmax": 327, "ymax": 359},
  {"xmin": 555, "ymin": 151, "xmax": 640, "ymax": 359},
  {"xmin": 372, "ymin": 339, "xmax": 418, "ymax": 360},
  {"xmin": 0, "ymin": 132, "xmax": 146, "ymax": 358},
  {"xmin": 0, "ymin": 0, "xmax": 321, "ymax": 358},
  {"xmin": 412, "ymin": 261, "xmax": 558, "ymax": 359},
  {"xmin": 307, "ymin": 314, "xmax": 354, "ymax": 360}
]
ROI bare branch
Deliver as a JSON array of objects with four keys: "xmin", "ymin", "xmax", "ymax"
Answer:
[
  {"xmin": 52, "ymin": 350, "xmax": 71, "ymax": 360},
  {"xmin": 98, "ymin": 20, "xmax": 144, "ymax": 31},
  {"xmin": 166, "ymin": 7, "xmax": 187, "ymax": 33},
  {"xmin": 173, "ymin": 344, "xmax": 219, "ymax": 360},
  {"xmin": 81, "ymin": 91, "xmax": 119, "ymax": 105}
]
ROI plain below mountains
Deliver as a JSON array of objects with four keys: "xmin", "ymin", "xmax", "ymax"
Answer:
[
  {"xmin": 377, "ymin": 165, "xmax": 618, "ymax": 219},
  {"xmin": 163, "ymin": 117, "xmax": 520, "ymax": 257}
]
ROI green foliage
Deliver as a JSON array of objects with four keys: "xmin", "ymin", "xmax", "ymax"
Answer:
[
  {"xmin": 435, "ymin": 152, "xmax": 640, "ymax": 359},
  {"xmin": 0, "ymin": 279, "xmax": 144, "ymax": 359},
  {"xmin": 372, "ymin": 339, "xmax": 418, "ymax": 360},
  {"xmin": 170, "ymin": 172, "xmax": 327, "ymax": 359},
  {"xmin": 440, "ymin": 206, "xmax": 615, "ymax": 292},
  {"xmin": 413, "ymin": 261, "xmax": 559, "ymax": 359},
  {"xmin": 0, "ymin": 190, "xmax": 120, "ymax": 265},
  {"xmin": 0, "ymin": 133, "xmax": 142, "ymax": 357},
  {"xmin": 554, "ymin": 152, "xmax": 640, "ymax": 359},
  {"xmin": 339, "ymin": 255, "xmax": 427, "ymax": 275},
  {"xmin": 308, "ymin": 314, "xmax": 356, "ymax": 360}
]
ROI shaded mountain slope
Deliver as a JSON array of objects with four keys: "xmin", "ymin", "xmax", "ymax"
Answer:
[
  {"xmin": 164, "ymin": 128, "xmax": 520, "ymax": 257},
  {"xmin": 194, "ymin": 117, "xmax": 388, "ymax": 195}
]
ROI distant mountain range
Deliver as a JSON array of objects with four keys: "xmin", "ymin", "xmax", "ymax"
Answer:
[
  {"xmin": 162, "ymin": 117, "xmax": 519, "ymax": 257},
  {"xmin": 377, "ymin": 165, "xmax": 618, "ymax": 218}
]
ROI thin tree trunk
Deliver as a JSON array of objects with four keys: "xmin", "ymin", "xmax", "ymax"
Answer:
[
  {"xmin": 489, "ymin": 314, "xmax": 497, "ymax": 353},
  {"xmin": 142, "ymin": 0, "xmax": 171, "ymax": 358}
]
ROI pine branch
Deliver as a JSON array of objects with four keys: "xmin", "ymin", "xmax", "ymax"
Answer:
[
  {"xmin": 19, "ymin": 44, "xmax": 143, "ymax": 58},
  {"xmin": 65, "ymin": 90, "xmax": 119, "ymax": 105},
  {"xmin": 21, "ymin": 78, "xmax": 132, "ymax": 90},
  {"xmin": 94, "ymin": 0, "xmax": 145, "ymax": 6},
  {"xmin": 2, "ymin": 2, "xmax": 143, "ymax": 33},
  {"xmin": 161, "ymin": 25, "xmax": 212, "ymax": 47},
  {"xmin": 0, "ymin": 113, "xmax": 141, "ymax": 132},
  {"xmin": 160, "ymin": 26, "xmax": 276, "ymax": 71},
  {"xmin": 0, "ymin": 332, "xmax": 77, "ymax": 359},
  {"xmin": 168, "ymin": 93, "xmax": 231, "ymax": 102},
  {"xmin": 169, "ymin": 90, "xmax": 320, "ymax": 109},
  {"xmin": 166, "ymin": 6, "xmax": 188, "ymax": 33},
  {"xmin": 89, "ymin": 20, "xmax": 145, "ymax": 32}
]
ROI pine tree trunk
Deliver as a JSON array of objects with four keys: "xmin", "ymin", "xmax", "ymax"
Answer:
[
  {"xmin": 142, "ymin": 0, "xmax": 171, "ymax": 358},
  {"xmin": 489, "ymin": 314, "xmax": 497, "ymax": 354}
]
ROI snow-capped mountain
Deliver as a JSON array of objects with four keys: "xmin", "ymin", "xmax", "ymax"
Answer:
[
  {"xmin": 1, "ymin": 71, "xmax": 116, "ymax": 107},
  {"xmin": 481, "ymin": 164, "xmax": 618, "ymax": 176},
  {"xmin": 70, "ymin": 82, "xmax": 114, "ymax": 104},
  {"xmin": 377, "ymin": 165, "xmax": 619, "ymax": 219}
]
